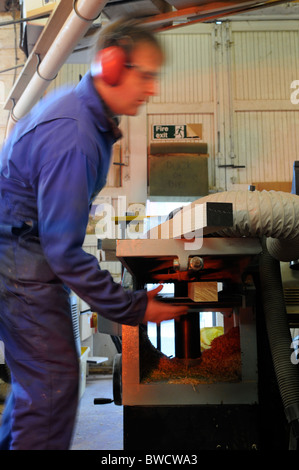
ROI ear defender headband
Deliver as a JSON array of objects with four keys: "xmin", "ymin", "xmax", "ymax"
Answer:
[{"xmin": 91, "ymin": 35, "xmax": 134, "ymax": 86}]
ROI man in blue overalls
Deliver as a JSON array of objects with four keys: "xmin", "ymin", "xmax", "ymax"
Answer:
[{"xmin": 0, "ymin": 18, "xmax": 187, "ymax": 450}]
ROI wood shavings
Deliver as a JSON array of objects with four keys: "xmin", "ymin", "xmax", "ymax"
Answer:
[{"xmin": 141, "ymin": 327, "xmax": 241, "ymax": 384}]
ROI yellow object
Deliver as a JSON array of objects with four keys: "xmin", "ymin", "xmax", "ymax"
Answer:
[
  {"xmin": 79, "ymin": 346, "xmax": 90, "ymax": 398},
  {"xmin": 201, "ymin": 326, "xmax": 224, "ymax": 350}
]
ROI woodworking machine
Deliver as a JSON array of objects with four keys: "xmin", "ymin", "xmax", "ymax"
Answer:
[{"xmin": 111, "ymin": 200, "xmax": 295, "ymax": 450}]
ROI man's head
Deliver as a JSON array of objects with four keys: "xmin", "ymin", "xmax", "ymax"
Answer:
[{"xmin": 91, "ymin": 17, "xmax": 164, "ymax": 116}]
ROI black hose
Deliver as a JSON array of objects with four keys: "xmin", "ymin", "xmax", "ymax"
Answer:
[{"xmin": 259, "ymin": 238, "xmax": 299, "ymax": 440}]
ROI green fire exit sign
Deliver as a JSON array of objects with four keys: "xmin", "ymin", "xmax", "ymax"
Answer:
[
  {"xmin": 153, "ymin": 125, "xmax": 187, "ymax": 139},
  {"xmin": 153, "ymin": 124, "xmax": 202, "ymax": 140}
]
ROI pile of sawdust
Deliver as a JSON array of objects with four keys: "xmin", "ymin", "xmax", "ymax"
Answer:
[{"xmin": 141, "ymin": 327, "xmax": 241, "ymax": 385}]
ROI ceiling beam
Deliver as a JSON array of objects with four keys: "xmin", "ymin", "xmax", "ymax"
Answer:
[{"xmin": 143, "ymin": 0, "xmax": 295, "ymax": 29}]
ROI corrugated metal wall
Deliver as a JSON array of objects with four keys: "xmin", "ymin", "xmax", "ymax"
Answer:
[
  {"xmin": 234, "ymin": 111, "xmax": 299, "ymax": 185},
  {"xmin": 148, "ymin": 21, "xmax": 299, "ymax": 195},
  {"xmin": 48, "ymin": 21, "xmax": 299, "ymax": 198},
  {"xmin": 231, "ymin": 22, "xmax": 299, "ymax": 190},
  {"xmin": 152, "ymin": 29, "xmax": 214, "ymax": 104}
]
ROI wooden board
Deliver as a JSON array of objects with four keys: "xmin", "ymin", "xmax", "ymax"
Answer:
[
  {"xmin": 252, "ymin": 182, "xmax": 292, "ymax": 192},
  {"xmin": 188, "ymin": 281, "xmax": 218, "ymax": 302}
]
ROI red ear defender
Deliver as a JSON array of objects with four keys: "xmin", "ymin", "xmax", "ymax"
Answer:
[{"xmin": 91, "ymin": 46, "xmax": 127, "ymax": 86}]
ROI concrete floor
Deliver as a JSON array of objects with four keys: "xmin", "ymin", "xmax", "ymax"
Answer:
[
  {"xmin": 0, "ymin": 374, "xmax": 123, "ymax": 450},
  {"xmin": 71, "ymin": 374, "xmax": 123, "ymax": 450}
]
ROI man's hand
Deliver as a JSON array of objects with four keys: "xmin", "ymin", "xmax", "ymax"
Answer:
[{"xmin": 143, "ymin": 284, "xmax": 188, "ymax": 324}]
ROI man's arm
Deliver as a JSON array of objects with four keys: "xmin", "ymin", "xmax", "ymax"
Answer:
[{"xmin": 36, "ymin": 149, "xmax": 187, "ymax": 325}]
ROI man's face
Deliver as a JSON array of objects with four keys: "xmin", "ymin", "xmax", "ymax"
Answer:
[{"xmin": 106, "ymin": 42, "xmax": 163, "ymax": 116}]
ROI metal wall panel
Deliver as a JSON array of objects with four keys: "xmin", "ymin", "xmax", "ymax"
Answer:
[
  {"xmin": 232, "ymin": 28, "xmax": 299, "ymax": 101},
  {"xmin": 48, "ymin": 23, "xmax": 299, "ymax": 197},
  {"xmin": 234, "ymin": 110, "xmax": 299, "ymax": 185},
  {"xmin": 149, "ymin": 22, "xmax": 299, "ymax": 193},
  {"xmin": 229, "ymin": 22, "xmax": 299, "ymax": 189},
  {"xmin": 48, "ymin": 63, "xmax": 88, "ymax": 90},
  {"xmin": 152, "ymin": 29, "xmax": 214, "ymax": 104}
]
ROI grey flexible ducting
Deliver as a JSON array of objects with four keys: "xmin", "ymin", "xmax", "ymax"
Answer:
[
  {"xmin": 188, "ymin": 190, "xmax": 299, "ymax": 262},
  {"xmin": 259, "ymin": 238, "xmax": 299, "ymax": 440}
]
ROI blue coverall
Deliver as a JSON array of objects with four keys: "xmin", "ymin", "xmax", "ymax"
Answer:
[{"xmin": 0, "ymin": 72, "xmax": 147, "ymax": 449}]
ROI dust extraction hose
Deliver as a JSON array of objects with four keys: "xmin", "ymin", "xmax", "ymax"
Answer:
[
  {"xmin": 259, "ymin": 238, "xmax": 299, "ymax": 439},
  {"xmin": 188, "ymin": 190, "xmax": 299, "ymax": 262}
]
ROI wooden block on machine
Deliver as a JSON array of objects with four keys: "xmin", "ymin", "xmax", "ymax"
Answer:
[
  {"xmin": 188, "ymin": 282, "xmax": 218, "ymax": 302},
  {"xmin": 252, "ymin": 182, "xmax": 292, "ymax": 192}
]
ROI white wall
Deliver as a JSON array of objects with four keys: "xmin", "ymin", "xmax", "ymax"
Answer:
[
  {"xmin": 230, "ymin": 21, "xmax": 299, "ymax": 190},
  {"xmin": 148, "ymin": 21, "xmax": 299, "ymax": 194},
  {"xmin": 2, "ymin": 18, "xmax": 299, "ymax": 199}
]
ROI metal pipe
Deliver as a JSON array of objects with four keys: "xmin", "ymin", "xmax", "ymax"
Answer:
[{"xmin": 6, "ymin": 0, "xmax": 108, "ymax": 135}]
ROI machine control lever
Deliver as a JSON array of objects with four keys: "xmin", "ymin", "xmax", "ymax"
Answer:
[{"xmin": 94, "ymin": 398, "xmax": 114, "ymax": 405}]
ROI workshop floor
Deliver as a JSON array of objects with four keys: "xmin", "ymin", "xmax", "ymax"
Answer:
[
  {"xmin": 71, "ymin": 374, "xmax": 123, "ymax": 450},
  {"xmin": 0, "ymin": 374, "xmax": 123, "ymax": 451}
]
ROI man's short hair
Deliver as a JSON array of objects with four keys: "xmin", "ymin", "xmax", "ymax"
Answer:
[{"xmin": 94, "ymin": 16, "xmax": 163, "ymax": 59}]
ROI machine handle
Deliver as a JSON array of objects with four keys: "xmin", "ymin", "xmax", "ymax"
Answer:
[{"xmin": 93, "ymin": 398, "xmax": 114, "ymax": 405}]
